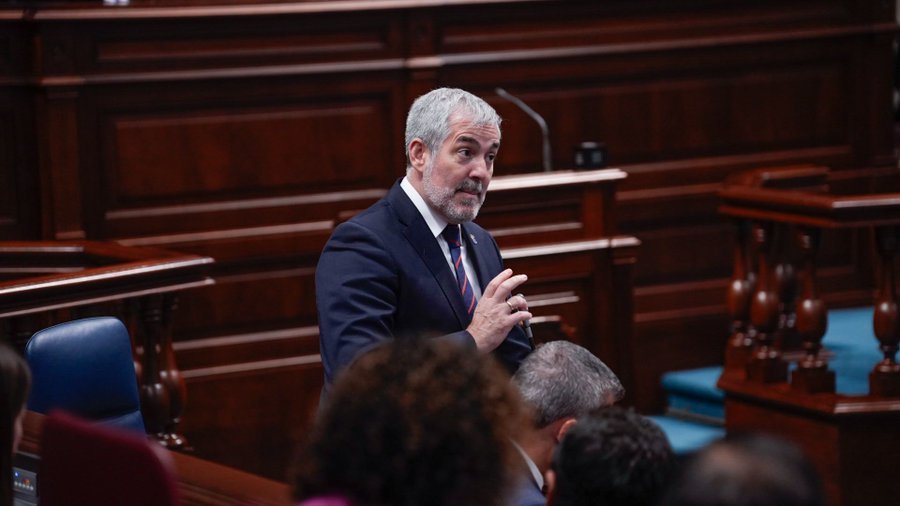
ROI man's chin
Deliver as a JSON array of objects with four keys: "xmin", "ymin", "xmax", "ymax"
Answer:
[{"xmin": 446, "ymin": 204, "xmax": 480, "ymax": 223}]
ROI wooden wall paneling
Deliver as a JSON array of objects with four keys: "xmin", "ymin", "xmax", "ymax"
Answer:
[
  {"xmin": 3, "ymin": 0, "xmax": 895, "ymax": 478},
  {"xmin": 725, "ymin": 397, "xmax": 843, "ymax": 505},
  {"xmin": 176, "ymin": 358, "xmax": 324, "ymax": 482},
  {"xmin": 35, "ymin": 86, "xmax": 86, "ymax": 240},
  {"xmin": 503, "ymin": 237, "xmax": 640, "ymax": 401},
  {"xmin": 0, "ymin": 16, "xmax": 38, "ymax": 241},
  {"xmin": 441, "ymin": 40, "xmax": 854, "ymax": 173},
  {"xmin": 0, "ymin": 86, "xmax": 39, "ymax": 240},
  {"xmin": 85, "ymin": 79, "xmax": 403, "ymax": 233},
  {"xmin": 725, "ymin": 395, "xmax": 900, "ymax": 506},
  {"xmin": 850, "ymin": 29, "xmax": 896, "ymax": 167}
]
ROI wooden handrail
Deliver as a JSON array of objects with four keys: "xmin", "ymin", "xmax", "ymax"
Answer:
[
  {"xmin": 717, "ymin": 165, "xmax": 900, "ymax": 506},
  {"xmin": 0, "ymin": 241, "xmax": 214, "ymax": 449}
]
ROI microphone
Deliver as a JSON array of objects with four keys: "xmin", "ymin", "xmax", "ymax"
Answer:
[
  {"xmin": 523, "ymin": 318, "xmax": 535, "ymax": 350},
  {"xmin": 515, "ymin": 292, "xmax": 536, "ymax": 350},
  {"xmin": 495, "ymin": 87, "xmax": 552, "ymax": 172}
]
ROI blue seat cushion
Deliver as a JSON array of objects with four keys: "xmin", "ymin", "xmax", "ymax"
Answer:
[
  {"xmin": 648, "ymin": 415, "xmax": 725, "ymax": 455},
  {"xmin": 661, "ymin": 366, "xmax": 725, "ymax": 422}
]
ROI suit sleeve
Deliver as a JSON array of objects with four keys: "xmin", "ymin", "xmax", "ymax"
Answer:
[
  {"xmin": 316, "ymin": 221, "xmax": 399, "ymax": 385},
  {"xmin": 316, "ymin": 221, "xmax": 476, "ymax": 385}
]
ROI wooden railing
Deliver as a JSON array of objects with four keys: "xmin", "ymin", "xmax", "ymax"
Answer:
[
  {"xmin": 0, "ymin": 241, "xmax": 213, "ymax": 449},
  {"xmin": 717, "ymin": 166, "xmax": 900, "ymax": 506}
]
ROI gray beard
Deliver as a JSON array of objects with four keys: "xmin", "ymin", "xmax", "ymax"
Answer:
[{"xmin": 422, "ymin": 162, "xmax": 484, "ymax": 224}]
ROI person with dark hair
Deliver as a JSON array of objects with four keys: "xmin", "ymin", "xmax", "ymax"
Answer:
[
  {"xmin": 292, "ymin": 338, "xmax": 526, "ymax": 506},
  {"xmin": 0, "ymin": 343, "xmax": 31, "ymax": 506},
  {"xmin": 316, "ymin": 87, "xmax": 533, "ymax": 398},
  {"xmin": 659, "ymin": 432, "xmax": 826, "ymax": 506},
  {"xmin": 546, "ymin": 406, "xmax": 674, "ymax": 506},
  {"xmin": 509, "ymin": 340, "xmax": 624, "ymax": 506}
]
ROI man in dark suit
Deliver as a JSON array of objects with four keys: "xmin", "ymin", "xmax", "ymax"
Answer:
[
  {"xmin": 509, "ymin": 341, "xmax": 624, "ymax": 506},
  {"xmin": 316, "ymin": 87, "xmax": 533, "ymax": 393}
]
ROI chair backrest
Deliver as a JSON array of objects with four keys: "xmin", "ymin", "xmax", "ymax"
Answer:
[
  {"xmin": 25, "ymin": 317, "xmax": 145, "ymax": 433},
  {"xmin": 38, "ymin": 410, "xmax": 180, "ymax": 506}
]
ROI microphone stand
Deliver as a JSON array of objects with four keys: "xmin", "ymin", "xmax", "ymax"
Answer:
[{"xmin": 495, "ymin": 87, "xmax": 552, "ymax": 172}]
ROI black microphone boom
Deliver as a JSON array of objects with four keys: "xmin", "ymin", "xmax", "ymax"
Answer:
[{"xmin": 495, "ymin": 87, "xmax": 552, "ymax": 172}]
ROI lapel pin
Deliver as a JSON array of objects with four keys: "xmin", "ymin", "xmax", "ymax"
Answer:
[{"xmin": 469, "ymin": 234, "xmax": 477, "ymax": 245}]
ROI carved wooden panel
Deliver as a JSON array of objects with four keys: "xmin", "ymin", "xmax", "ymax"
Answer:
[
  {"xmin": 89, "ymin": 83, "xmax": 400, "ymax": 218},
  {"xmin": 0, "ymin": 89, "xmax": 37, "ymax": 240},
  {"xmin": 177, "ymin": 359, "xmax": 323, "ymax": 481}
]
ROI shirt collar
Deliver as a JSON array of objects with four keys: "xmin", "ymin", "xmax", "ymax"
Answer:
[
  {"xmin": 512, "ymin": 441, "xmax": 544, "ymax": 490},
  {"xmin": 400, "ymin": 176, "xmax": 450, "ymax": 239}
]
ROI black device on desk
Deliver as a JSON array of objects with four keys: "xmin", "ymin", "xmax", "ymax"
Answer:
[{"xmin": 13, "ymin": 452, "xmax": 39, "ymax": 505}]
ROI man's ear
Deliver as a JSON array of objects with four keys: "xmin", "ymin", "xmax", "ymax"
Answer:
[
  {"xmin": 544, "ymin": 469, "xmax": 557, "ymax": 505},
  {"xmin": 408, "ymin": 138, "xmax": 429, "ymax": 174},
  {"xmin": 555, "ymin": 418, "xmax": 577, "ymax": 443}
]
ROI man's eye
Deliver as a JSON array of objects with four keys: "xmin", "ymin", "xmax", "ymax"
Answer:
[
  {"xmin": 487, "ymin": 153, "xmax": 497, "ymax": 162},
  {"xmin": 459, "ymin": 149, "xmax": 472, "ymax": 158}
]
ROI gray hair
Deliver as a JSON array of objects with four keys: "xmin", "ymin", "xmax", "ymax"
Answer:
[
  {"xmin": 512, "ymin": 340, "xmax": 624, "ymax": 428},
  {"xmin": 404, "ymin": 87, "xmax": 502, "ymax": 172}
]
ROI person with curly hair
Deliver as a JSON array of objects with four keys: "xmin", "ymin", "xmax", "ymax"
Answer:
[
  {"xmin": 291, "ymin": 338, "xmax": 526, "ymax": 506},
  {"xmin": 1, "ymin": 343, "xmax": 31, "ymax": 506}
]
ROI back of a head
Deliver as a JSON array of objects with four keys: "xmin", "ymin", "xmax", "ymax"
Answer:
[
  {"xmin": 292, "ymin": 338, "xmax": 524, "ymax": 506},
  {"xmin": 550, "ymin": 406, "xmax": 674, "ymax": 506},
  {"xmin": 660, "ymin": 433, "xmax": 826, "ymax": 506},
  {"xmin": 512, "ymin": 340, "xmax": 624, "ymax": 428}
]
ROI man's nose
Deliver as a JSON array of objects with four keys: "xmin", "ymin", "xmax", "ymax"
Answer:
[{"xmin": 469, "ymin": 158, "xmax": 491, "ymax": 180}]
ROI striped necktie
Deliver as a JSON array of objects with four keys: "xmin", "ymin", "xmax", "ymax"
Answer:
[{"xmin": 441, "ymin": 225, "xmax": 477, "ymax": 316}]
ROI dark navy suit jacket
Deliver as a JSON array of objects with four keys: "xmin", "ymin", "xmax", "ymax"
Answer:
[
  {"xmin": 508, "ymin": 451, "xmax": 546, "ymax": 506},
  {"xmin": 509, "ymin": 475, "xmax": 545, "ymax": 506},
  {"xmin": 316, "ymin": 179, "xmax": 532, "ymax": 390}
]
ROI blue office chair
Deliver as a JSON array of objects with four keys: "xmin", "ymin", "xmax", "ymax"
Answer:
[{"xmin": 25, "ymin": 317, "xmax": 146, "ymax": 433}]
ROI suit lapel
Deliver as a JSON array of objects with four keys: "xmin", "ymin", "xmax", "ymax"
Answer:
[
  {"xmin": 461, "ymin": 223, "xmax": 494, "ymax": 293},
  {"xmin": 388, "ymin": 182, "xmax": 471, "ymax": 327}
]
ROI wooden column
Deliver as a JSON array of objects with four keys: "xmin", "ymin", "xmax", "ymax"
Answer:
[
  {"xmin": 725, "ymin": 218, "xmax": 756, "ymax": 372},
  {"xmin": 791, "ymin": 226, "xmax": 834, "ymax": 393},
  {"xmin": 747, "ymin": 221, "xmax": 788, "ymax": 383},
  {"xmin": 870, "ymin": 225, "xmax": 900, "ymax": 396},
  {"xmin": 138, "ymin": 293, "xmax": 189, "ymax": 449}
]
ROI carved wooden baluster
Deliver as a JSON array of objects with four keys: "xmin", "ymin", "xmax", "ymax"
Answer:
[
  {"xmin": 791, "ymin": 226, "xmax": 834, "ymax": 393},
  {"xmin": 138, "ymin": 294, "xmax": 189, "ymax": 449},
  {"xmin": 870, "ymin": 225, "xmax": 900, "ymax": 397},
  {"xmin": 726, "ymin": 218, "xmax": 757, "ymax": 372},
  {"xmin": 747, "ymin": 221, "xmax": 789, "ymax": 383},
  {"xmin": 774, "ymin": 224, "xmax": 800, "ymax": 353},
  {"xmin": 159, "ymin": 294, "xmax": 187, "ymax": 448}
]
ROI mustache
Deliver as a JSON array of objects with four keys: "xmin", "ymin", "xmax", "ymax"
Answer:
[{"xmin": 456, "ymin": 179, "xmax": 483, "ymax": 194}]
